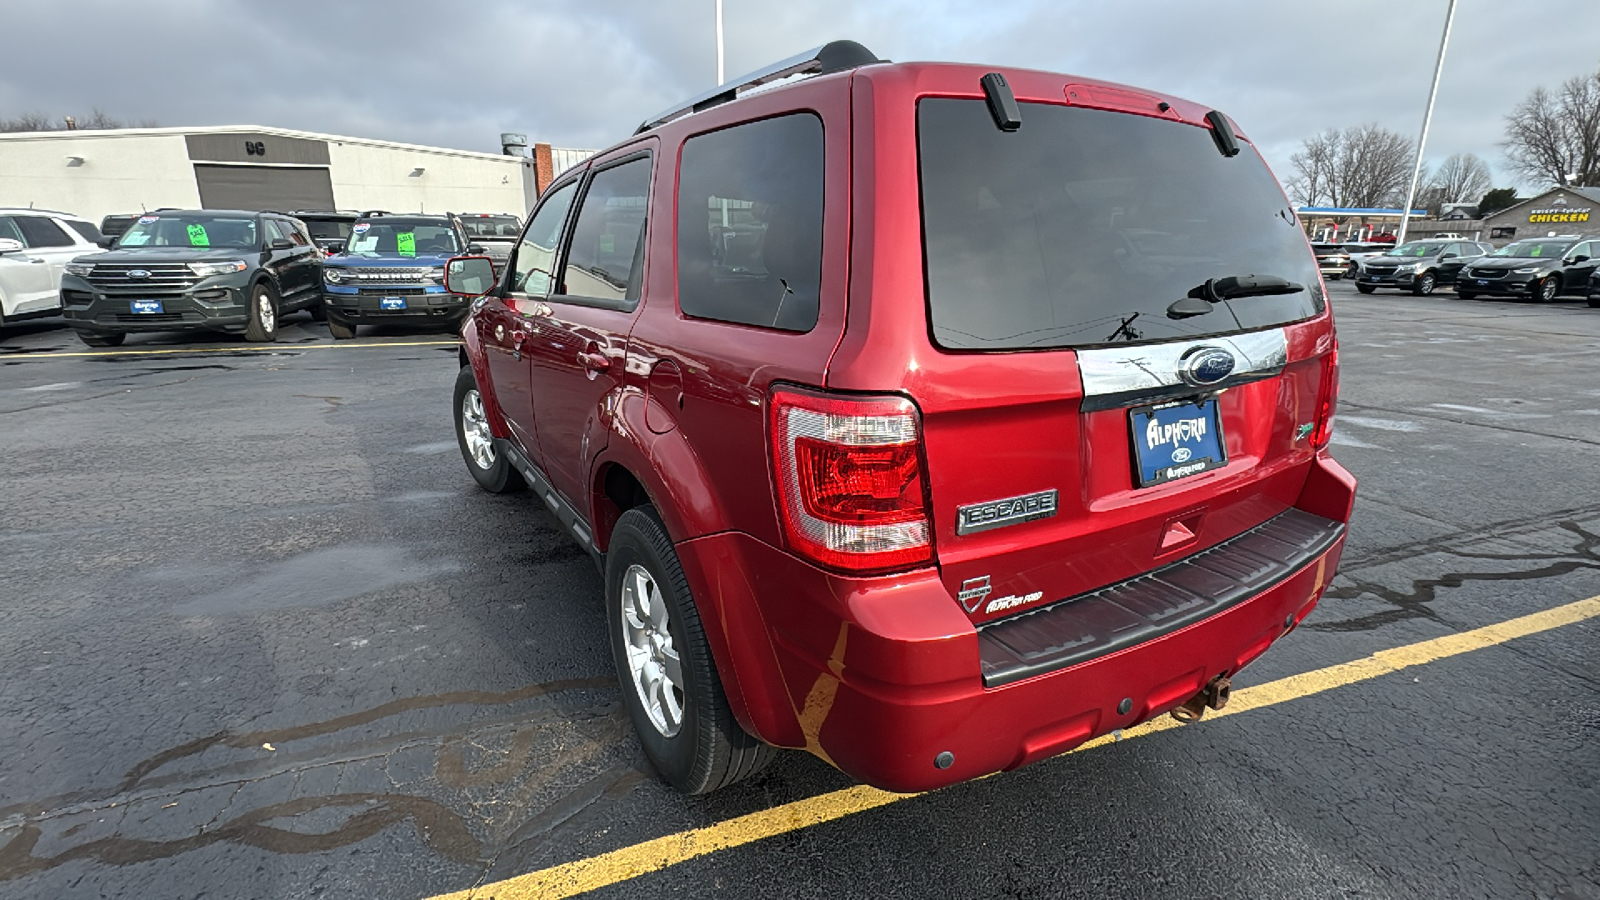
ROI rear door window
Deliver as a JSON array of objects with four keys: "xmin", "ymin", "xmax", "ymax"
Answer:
[
  {"xmin": 559, "ymin": 155, "xmax": 652, "ymax": 309},
  {"xmin": 918, "ymin": 99, "xmax": 1321, "ymax": 350},
  {"xmin": 14, "ymin": 215, "xmax": 76, "ymax": 248},
  {"xmin": 676, "ymin": 113, "xmax": 825, "ymax": 332}
]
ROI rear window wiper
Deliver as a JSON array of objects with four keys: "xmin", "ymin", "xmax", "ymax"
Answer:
[{"xmin": 1167, "ymin": 274, "xmax": 1304, "ymax": 319}]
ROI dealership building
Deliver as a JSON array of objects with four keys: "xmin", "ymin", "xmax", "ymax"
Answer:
[{"xmin": 0, "ymin": 125, "xmax": 593, "ymax": 224}]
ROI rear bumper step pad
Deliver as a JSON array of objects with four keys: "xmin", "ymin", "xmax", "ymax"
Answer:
[{"xmin": 978, "ymin": 508, "xmax": 1345, "ymax": 687}]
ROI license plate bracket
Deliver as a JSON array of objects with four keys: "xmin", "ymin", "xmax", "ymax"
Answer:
[{"xmin": 1129, "ymin": 398, "xmax": 1227, "ymax": 487}]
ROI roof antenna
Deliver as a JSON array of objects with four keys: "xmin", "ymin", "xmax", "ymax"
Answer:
[
  {"xmin": 981, "ymin": 73, "xmax": 1022, "ymax": 132},
  {"xmin": 1205, "ymin": 110, "xmax": 1240, "ymax": 157}
]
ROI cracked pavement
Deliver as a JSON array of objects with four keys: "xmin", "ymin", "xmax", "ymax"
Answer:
[{"xmin": 1, "ymin": 287, "xmax": 1597, "ymax": 899}]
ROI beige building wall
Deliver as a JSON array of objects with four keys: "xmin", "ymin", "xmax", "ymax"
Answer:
[
  {"xmin": 325, "ymin": 140, "xmax": 527, "ymax": 215},
  {"xmin": 0, "ymin": 132, "xmax": 202, "ymax": 222}
]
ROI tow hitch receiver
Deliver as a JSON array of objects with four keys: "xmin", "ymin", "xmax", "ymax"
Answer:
[{"xmin": 1171, "ymin": 674, "xmax": 1232, "ymax": 724}]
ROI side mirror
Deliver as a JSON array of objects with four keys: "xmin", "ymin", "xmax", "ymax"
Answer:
[
  {"xmin": 325, "ymin": 241, "xmax": 345, "ymax": 255},
  {"xmin": 1571, "ymin": 255, "xmax": 1590, "ymax": 264},
  {"xmin": 96, "ymin": 236, "xmax": 117, "ymax": 249},
  {"xmin": 445, "ymin": 256, "xmax": 497, "ymax": 296},
  {"xmin": 0, "ymin": 238, "xmax": 24, "ymax": 254},
  {"xmin": 1440, "ymin": 252, "xmax": 1456, "ymax": 260},
  {"xmin": 270, "ymin": 237, "xmax": 295, "ymax": 250},
  {"xmin": 467, "ymin": 243, "xmax": 486, "ymax": 254}
]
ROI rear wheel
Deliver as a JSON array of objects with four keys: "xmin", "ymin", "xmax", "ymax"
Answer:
[
  {"xmin": 244, "ymin": 283, "xmax": 278, "ymax": 342},
  {"xmin": 1412, "ymin": 271, "xmax": 1436, "ymax": 295},
  {"xmin": 1537, "ymin": 277, "xmax": 1560, "ymax": 302},
  {"xmin": 453, "ymin": 365, "xmax": 523, "ymax": 493},
  {"xmin": 327, "ymin": 316, "xmax": 356, "ymax": 340},
  {"xmin": 1587, "ymin": 296, "xmax": 1600, "ymax": 309},
  {"xmin": 76, "ymin": 331, "xmax": 125, "ymax": 347},
  {"xmin": 606, "ymin": 506, "xmax": 775, "ymax": 794},
  {"xmin": 1458, "ymin": 291, "xmax": 1477, "ymax": 301},
  {"xmin": 1356, "ymin": 284, "xmax": 1376, "ymax": 294}
]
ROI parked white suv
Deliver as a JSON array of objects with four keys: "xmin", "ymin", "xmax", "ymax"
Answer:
[{"xmin": 0, "ymin": 209, "xmax": 108, "ymax": 324}]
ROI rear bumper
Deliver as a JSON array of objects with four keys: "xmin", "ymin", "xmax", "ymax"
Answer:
[{"xmin": 675, "ymin": 455, "xmax": 1355, "ymax": 793}]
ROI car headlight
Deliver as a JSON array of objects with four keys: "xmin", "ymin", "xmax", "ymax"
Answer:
[
  {"xmin": 188, "ymin": 260, "xmax": 249, "ymax": 277},
  {"xmin": 1512, "ymin": 267, "xmax": 1540, "ymax": 274},
  {"xmin": 64, "ymin": 261, "xmax": 97, "ymax": 277},
  {"xmin": 324, "ymin": 269, "xmax": 347, "ymax": 284},
  {"xmin": 428, "ymin": 266, "xmax": 446, "ymax": 284}
]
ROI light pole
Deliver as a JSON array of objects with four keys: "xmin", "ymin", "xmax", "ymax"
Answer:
[
  {"xmin": 715, "ymin": 0, "xmax": 725, "ymax": 85},
  {"xmin": 1397, "ymin": 0, "xmax": 1458, "ymax": 244}
]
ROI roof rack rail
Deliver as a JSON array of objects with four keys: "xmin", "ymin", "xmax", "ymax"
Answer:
[{"xmin": 635, "ymin": 39, "xmax": 881, "ymax": 134}]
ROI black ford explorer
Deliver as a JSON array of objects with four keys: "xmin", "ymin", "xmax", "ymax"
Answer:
[{"xmin": 59, "ymin": 210, "xmax": 323, "ymax": 347}]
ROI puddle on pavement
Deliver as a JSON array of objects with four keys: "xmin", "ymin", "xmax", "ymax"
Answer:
[{"xmin": 170, "ymin": 546, "xmax": 458, "ymax": 616}]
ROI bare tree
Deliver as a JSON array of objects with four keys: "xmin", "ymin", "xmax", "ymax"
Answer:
[
  {"xmin": 1502, "ymin": 68, "xmax": 1600, "ymax": 188},
  {"xmin": 0, "ymin": 111, "xmax": 58, "ymax": 133},
  {"xmin": 1418, "ymin": 152, "xmax": 1493, "ymax": 214},
  {"xmin": 1289, "ymin": 123, "xmax": 1415, "ymax": 209},
  {"xmin": 0, "ymin": 109, "xmax": 151, "ymax": 133}
]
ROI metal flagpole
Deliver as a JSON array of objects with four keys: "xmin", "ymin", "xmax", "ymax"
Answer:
[{"xmin": 1397, "ymin": 0, "xmax": 1457, "ymax": 244}]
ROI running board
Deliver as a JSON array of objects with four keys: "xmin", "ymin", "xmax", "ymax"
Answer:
[
  {"xmin": 977, "ymin": 508, "xmax": 1345, "ymax": 687},
  {"xmin": 496, "ymin": 438, "xmax": 603, "ymax": 565}
]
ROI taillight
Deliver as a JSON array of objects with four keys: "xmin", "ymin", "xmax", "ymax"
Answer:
[
  {"xmin": 770, "ymin": 388, "xmax": 933, "ymax": 573},
  {"xmin": 1312, "ymin": 343, "xmax": 1339, "ymax": 450}
]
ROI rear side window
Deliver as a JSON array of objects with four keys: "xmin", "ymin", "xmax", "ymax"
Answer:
[
  {"xmin": 14, "ymin": 215, "xmax": 75, "ymax": 248},
  {"xmin": 64, "ymin": 220, "xmax": 104, "ymax": 244},
  {"xmin": 0, "ymin": 217, "xmax": 23, "ymax": 244},
  {"xmin": 561, "ymin": 155, "xmax": 651, "ymax": 308},
  {"xmin": 676, "ymin": 113, "xmax": 824, "ymax": 332},
  {"xmin": 510, "ymin": 180, "xmax": 578, "ymax": 297},
  {"xmin": 918, "ymin": 99, "xmax": 1321, "ymax": 350}
]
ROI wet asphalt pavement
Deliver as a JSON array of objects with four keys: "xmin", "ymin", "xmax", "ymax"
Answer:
[{"xmin": 1, "ymin": 284, "xmax": 1597, "ymax": 899}]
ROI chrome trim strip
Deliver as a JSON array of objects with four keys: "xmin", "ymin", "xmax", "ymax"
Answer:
[{"xmin": 1075, "ymin": 328, "xmax": 1288, "ymax": 411}]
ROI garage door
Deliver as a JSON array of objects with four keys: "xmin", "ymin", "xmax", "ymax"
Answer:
[{"xmin": 194, "ymin": 164, "xmax": 335, "ymax": 211}]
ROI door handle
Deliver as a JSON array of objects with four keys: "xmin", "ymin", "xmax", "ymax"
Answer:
[
  {"xmin": 578, "ymin": 350, "xmax": 611, "ymax": 373},
  {"xmin": 512, "ymin": 330, "xmax": 527, "ymax": 361},
  {"xmin": 29, "ymin": 257, "xmax": 46, "ymax": 264}
]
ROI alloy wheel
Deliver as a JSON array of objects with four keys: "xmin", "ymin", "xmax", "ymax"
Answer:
[
  {"xmin": 620, "ymin": 563, "xmax": 685, "ymax": 737},
  {"xmin": 460, "ymin": 389, "xmax": 496, "ymax": 469}
]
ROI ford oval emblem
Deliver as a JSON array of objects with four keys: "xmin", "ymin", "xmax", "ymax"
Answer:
[
  {"xmin": 127, "ymin": 269, "xmax": 151, "ymax": 279},
  {"xmin": 1180, "ymin": 347, "xmax": 1236, "ymax": 386}
]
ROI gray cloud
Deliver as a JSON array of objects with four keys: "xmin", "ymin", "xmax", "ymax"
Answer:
[{"xmin": 2, "ymin": 0, "xmax": 1596, "ymax": 191}]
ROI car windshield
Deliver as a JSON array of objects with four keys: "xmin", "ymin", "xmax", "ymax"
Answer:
[
  {"xmin": 1384, "ymin": 242, "xmax": 1448, "ymax": 257},
  {"xmin": 1492, "ymin": 240, "xmax": 1574, "ymax": 258},
  {"xmin": 343, "ymin": 219, "xmax": 461, "ymax": 257},
  {"xmin": 114, "ymin": 214, "xmax": 259, "ymax": 249},
  {"xmin": 457, "ymin": 216, "xmax": 521, "ymax": 238},
  {"xmin": 917, "ymin": 99, "xmax": 1320, "ymax": 349},
  {"xmin": 301, "ymin": 219, "xmax": 354, "ymax": 241}
]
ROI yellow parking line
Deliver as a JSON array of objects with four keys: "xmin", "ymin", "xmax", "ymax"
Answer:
[
  {"xmin": 2, "ymin": 340, "xmax": 459, "ymax": 360},
  {"xmin": 431, "ymin": 593, "xmax": 1600, "ymax": 900}
]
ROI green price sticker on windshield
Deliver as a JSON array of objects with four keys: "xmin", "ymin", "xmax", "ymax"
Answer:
[
  {"xmin": 397, "ymin": 232, "xmax": 416, "ymax": 256},
  {"xmin": 187, "ymin": 224, "xmax": 210, "ymax": 247}
]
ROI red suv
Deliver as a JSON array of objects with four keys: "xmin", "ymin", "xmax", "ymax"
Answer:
[{"xmin": 447, "ymin": 42, "xmax": 1354, "ymax": 795}]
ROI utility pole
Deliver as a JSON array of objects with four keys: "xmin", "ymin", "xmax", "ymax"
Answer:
[
  {"xmin": 715, "ymin": 0, "xmax": 725, "ymax": 85},
  {"xmin": 1397, "ymin": 0, "xmax": 1457, "ymax": 244}
]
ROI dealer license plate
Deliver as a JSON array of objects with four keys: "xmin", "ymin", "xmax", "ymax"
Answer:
[
  {"xmin": 130, "ymin": 300, "xmax": 164, "ymax": 314},
  {"xmin": 1130, "ymin": 398, "xmax": 1227, "ymax": 487},
  {"xmin": 380, "ymin": 297, "xmax": 407, "ymax": 310}
]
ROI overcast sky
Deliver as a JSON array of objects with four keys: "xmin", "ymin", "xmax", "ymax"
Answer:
[{"xmin": 3, "ymin": 0, "xmax": 1597, "ymax": 191}]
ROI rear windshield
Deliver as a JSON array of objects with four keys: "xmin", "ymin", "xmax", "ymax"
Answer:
[
  {"xmin": 302, "ymin": 219, "xmax": 354, "ymax": 241},
  {"xmin": 115, "ymin": 214, "xmax": 259, "ymax": 249},
  {"xmin": 918, "ymin": 99, "xmax": 1321, "ymax": 350},
  {"xmin": 344, "ymin": 219, "xmax": 461, "ymax": 257},
  {"xmin": 457, "ymin": 216, "xmax": 522, "ymax": 238}
]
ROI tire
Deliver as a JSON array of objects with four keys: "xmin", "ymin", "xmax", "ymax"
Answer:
[
  {"xmin": 453, "ymin": 365, "xmax": 523, "ymax": 493},
  {"xmin": 1537, "ymin": 277, "xmax": 1560, "ymax": 302},
  {"xmin": 308, "ymin": 301, "xmax": 327, "ymax": 322},
  {"xmin": 1412, "ymin": 271, "xmax": 1436, "ymax": 295},
  {"xmin": 327, "ymin": 316, "xmax": 356, "ymax": 340},
  {"xmin": 1587, "ymin": 296, "xmax": 1600, "ymax": 309},
  {"xmin": 1356, "ymin": 284, "xmax": 1376, "ymax": 294},
  {"xmin": 76, "ymin": 330, "xmax": 125, "ymax": 347},
  {"xmin": 1459, "ymin": 291, "xmax": 1477, "ymax": 301},
  {"xmin": 606, "ymin": 506, "xmax": 775, "ymax": 795},
  {"xmin": 244, "ymin": 282, "xmax": 279, "ymax": 342}
]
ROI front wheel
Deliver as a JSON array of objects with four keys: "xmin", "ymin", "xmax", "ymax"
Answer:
[
  {"xmin": 606, "ymin": 506, "xmax": 775, "ymax": 794},
  {"xmin": 1458, "ymin": 291, "xmax": 1477, "ymax": 301},
  {"xmin": 244, "ymin": 283, "xmax": 278, "ymax": 342},
  {"xmin": 1356, "ymin": 284, "xmax": 1376, "ymax": 294},
  {"xmin": 453, "ymin": 365, "xmax": 523, "ymax": 493},
  {"xmin": 327, "ymin": 316, "xmax": 356, "ymax": 340},
  {"xmin": 1537, "ymin": 277, "xmax": 1560, "ymax": 302},
  {"xmin": 1587, "ymin": 296, "xmax": 1600, "ymax": 309},
  {"xmin": 76, "ymin": 331, "xmax": 125, "ymax": 347},
  {"xmin": 1412, "ymin": 272, "xmax": 1436, "ymax": 295},
  {"xmin": 308, "ymin": 301, "xmax": 327, "ymax": 322}
]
